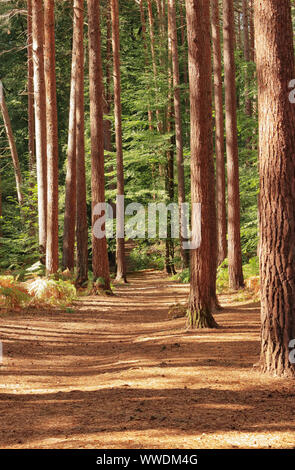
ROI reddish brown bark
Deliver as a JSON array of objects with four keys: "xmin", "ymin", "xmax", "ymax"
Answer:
[
  {"xmin": 139, "ymin": 0, "xmax": 153, "ymax": 130},
  {"xmin": 44, "ymin": 0, "xmax": 59, "ymax": 274},
  {"xmin": 103, "ymin": 5, "xmax": 112, "ymax": 154},
  {"xmin": 211, "ymin": 0, "xmax": 227, "ymax": 265},
  {"xmin": 32, "ymin": 0, "xmax": 47, "ymax": 253},
  {"xmin": 111, "ymin": 0, "xmax": 127, "ymax": 282},
  {"xmin": 88, "ymin": 0, "xmax": 111, "ymax": 292},
  {"xmin": 62, "ymin": 2, "xmax": 78, "ymax": 272},
  {"xmin": 168, "ymin": 0, "xmax": 189, "ymax": 269},
  {"xmin": 147, "ymin": 0, "xmax": 162, "ymax": 134},
  {"xmin": 186, "ymin": 0, "xmax": 218, "ymax": 328},
  {"xmin": 223, "ymin": 0, "xmax": 244, "ymax": 289},
  {"xmin": 27, "ymin": 0, "xmax": 35, "ymax": 173},
  {"xmin": 242, "ymin": 0, "xmax": 252, "ymax": 116},
  {"xmin": 75, "ymin": 0, "xmax": 88, "ymax": 286},
  {"xmin": 254, "ymin": 0, "xmax": 295, "ymax": 377}
]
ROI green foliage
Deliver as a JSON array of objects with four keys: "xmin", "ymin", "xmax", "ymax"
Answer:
[
  {"xmin": 128, "ymin": 242, "xmax": 164, "ymax": 271},
  {"xmin": 0, "ymin": 0, "xmax": 260, "ymax": 296},
  {"xmin": 171, "ymin": 268, "xmax": 190, "ymax": 284}
]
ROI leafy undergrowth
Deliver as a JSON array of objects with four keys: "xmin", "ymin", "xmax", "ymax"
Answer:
[
  {"xmin": 0, "ymin": 275, "xmax": 77, "ymax": 313},
  {"xmin": 172, "ymin": 256, "xmax": 260, "ymax": 301}
]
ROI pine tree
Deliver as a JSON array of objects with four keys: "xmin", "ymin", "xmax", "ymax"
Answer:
[
  {"xmin": 44, "ymin": 0, "xmax": 59, "ymax": 274},
  {"xmin": 223, "ymin": 0, "xmax": 244, "ymax": 289},
  {"xmin": 186, "ymin": 0, "xmax": 218, "ymax": 328},
  {"xmin": 254, "ymin": 0, "xmax": 295, "ymax": 377},
  {"xmin": 88, "ymin": 0, "xmax": 111, "ymax": 292}
]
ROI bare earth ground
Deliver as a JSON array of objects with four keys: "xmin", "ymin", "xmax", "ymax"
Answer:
[{"xmin": 0, "ymin": 269, "xmax": 294, "ymax": 449}]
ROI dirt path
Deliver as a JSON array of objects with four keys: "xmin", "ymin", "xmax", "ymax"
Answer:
[{"xmin": 0, "ymin": 270, "xmax": 294, "ymax": 449}]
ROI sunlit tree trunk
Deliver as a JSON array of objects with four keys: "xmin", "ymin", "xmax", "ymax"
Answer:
[
  {"xmin": 186, "ymin": 0, "xmax": 218, "ymax": 328},
  {"xmin": 223, "ymin": 0, "xmax": 244, "ymax": 289},
  {"xmin": 211, "ymin": 0, "xmax": 227, "ymax": 265},
  {"xmin": 27, "ymin": 0, "xmax": 35, "ymax": 174},
  {"xmin": 103, "ymin": 5, "xmax": 112, "ymax": 154},
  {"xmin": 168, "ymin": 0, "xmax": 189, "ymax": 269},
  {"xmin": 147, "ymin": 0, "xmax": 162, "ymax": 134},
  {"xmin": 165, "ymin": 24, "xmax": 176, "ymax": 275},
  {"xmin": 88, "ymin": 0, "xmax": 111, "ymax": 292},
  {"xmin": 75, "ymin": 0, "xmax": 88, "ymax": 286},
  {"xmin": 44, "ymin": 0, "xmax": 59, "ymax": 274},
  {"xmin": 62, "ymin": 2, "xmax": 78, "ymax": 272},
  {"xmin": 111, "ymin": 0, "xmax": 127, "ymax": 282},
  {"xmin": 254, "ymin": 0, "xmax": 295, "ymax": 377},
  {"xmin": 242, "ymin": 0, "xmax": 252, "ymax": 116},
  {"xmin": 32, "ymin": 0, "xmax": 47, "ymax": 253}
]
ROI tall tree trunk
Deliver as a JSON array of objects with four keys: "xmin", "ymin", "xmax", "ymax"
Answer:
[
  {"xmin": 186, "ymin": 0, "xmax": 218, "ymax": 328},
  {"xmin": 0, "ymin": 82, "xmax": 23, "ymax": 207},
  {"xmin": 32, "ymin": 0, "xmax": 47, "ymax": 255},
  {"xmin": 75, "ymin": 0, "xmax": 88, "ymax": 287},
  {"xmin": 223, "ymin": 0, "xmax": 244, "ymax": 289},
  {"xmin": 62, "ymin": 3, "xmax": 78, "ymax": 271},
  {"xmin": 27, "ymin": 0, "xmax": 36, "ymax": 236},
  {"xmin": 242, "ymin": 0, "xmax": 252, "ymax": 116},
  {"xmin": 27, "ymin": 0, "xmax": 35, "ymax": 173},
  {"xmin": 254, "ymin": 0, "xmax": 295, "ymax": 377},
  {"xmin": 179, "ymin": 0, "xmax": 188, "ymax": 88},
  {"xmin": 168, "ymin": 0, "xmax": 189, "ymax": 269},
  {"xmin": 103, "ymin": 5, "xmax": 112, "ymax": 153},
  {"xmin": 88, "ymin": 0, "xmax": 111, "ymax": 292},
  {"xmin": 211, "ymin": 0, "xmax": 227, "ymax": 265},
  {"xmin": 139, "ymin": 0, "xmax": 153, "ymax": 131},
  {"xmin": 165, "ymin": 22, "xmax": 176, "ymax": 276},
  {"xmin": 44, "ymin": 0, "xmax": 59, "ymax": 274},
  {"xmin": 111, "ymin": 0, "xmax": 127, "ymax": 282},
  {"xmin": 147, "ymin": 0, "xmax": 162, "ymax": 134}
]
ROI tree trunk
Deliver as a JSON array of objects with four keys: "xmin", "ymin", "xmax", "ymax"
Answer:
[
  {"xmin": 27, "ymin": 0, "xmax": 36, "ymax": 236},
  {"xmin": 32, "ymin": 0, "xmax": 47, "ymax": 254},
  {"xmin": 103, "ymin": 5, "xmax": 113, "ymax": 154},
  {"xmin": 27, "ymin": 0, "xmax": 35, "ymax": 173},
  {"xmin": 211, "ymin": 0, "xmax": 227, "ymax": 266},
  {"xmin": 75, "ymin": 0, "xmax": 88, "ymax": 287},
  {"xmin": 186, "ymin": 0, "xmax": 218, "ymax": 329},
  {"xmin": 44, "ymin": 0, "xmax": 59, "ymax": 275},
  {"xmin": 88, "ymin": 0, "xmax": 111, "ymax": 292},
  {"xmin": 242, "ymin": 0, "xmax": 252, "ymax": 116},
  {"xmin": 254, "ymin": 0, "xmax": 295, "ymax": 377},
  {"xmin": 111, "ymin": 0, "xmax": 127, "ymax": 283},
  {"xmin": 165, "ymin": 23, "xmax": 176, "ymax": 276},
  {"xmin": 0, "ymin": 82, "xmax": 23, "ymax": 207},
  {"xmin": 168, "ymin": 0, "xmax": 189, "ymax": 269},
  {"xmin": 223, "ymin": 0, "xmax": 244, "ymax": 289},
  {"xmin": 62, "ymin": 2, "xmax": 78, "ymax": 272},
  {"xmin": 147, "ymin": 0, "xmax": 162, "ymax": 135}
]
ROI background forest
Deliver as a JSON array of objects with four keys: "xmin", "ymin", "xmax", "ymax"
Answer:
[{"xmin": 0, "ymin": 0, "xmax": 259, "ymax": 286}]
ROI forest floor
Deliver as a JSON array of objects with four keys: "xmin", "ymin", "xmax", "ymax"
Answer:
[{"xmin": 0, "ymin": 269, "xmax": 294, "ymax": 449}]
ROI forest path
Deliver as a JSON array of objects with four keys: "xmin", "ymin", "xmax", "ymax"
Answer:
[{"xmin": 0, "ymin": 270, "xmax": 294, "ymax": 449}]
